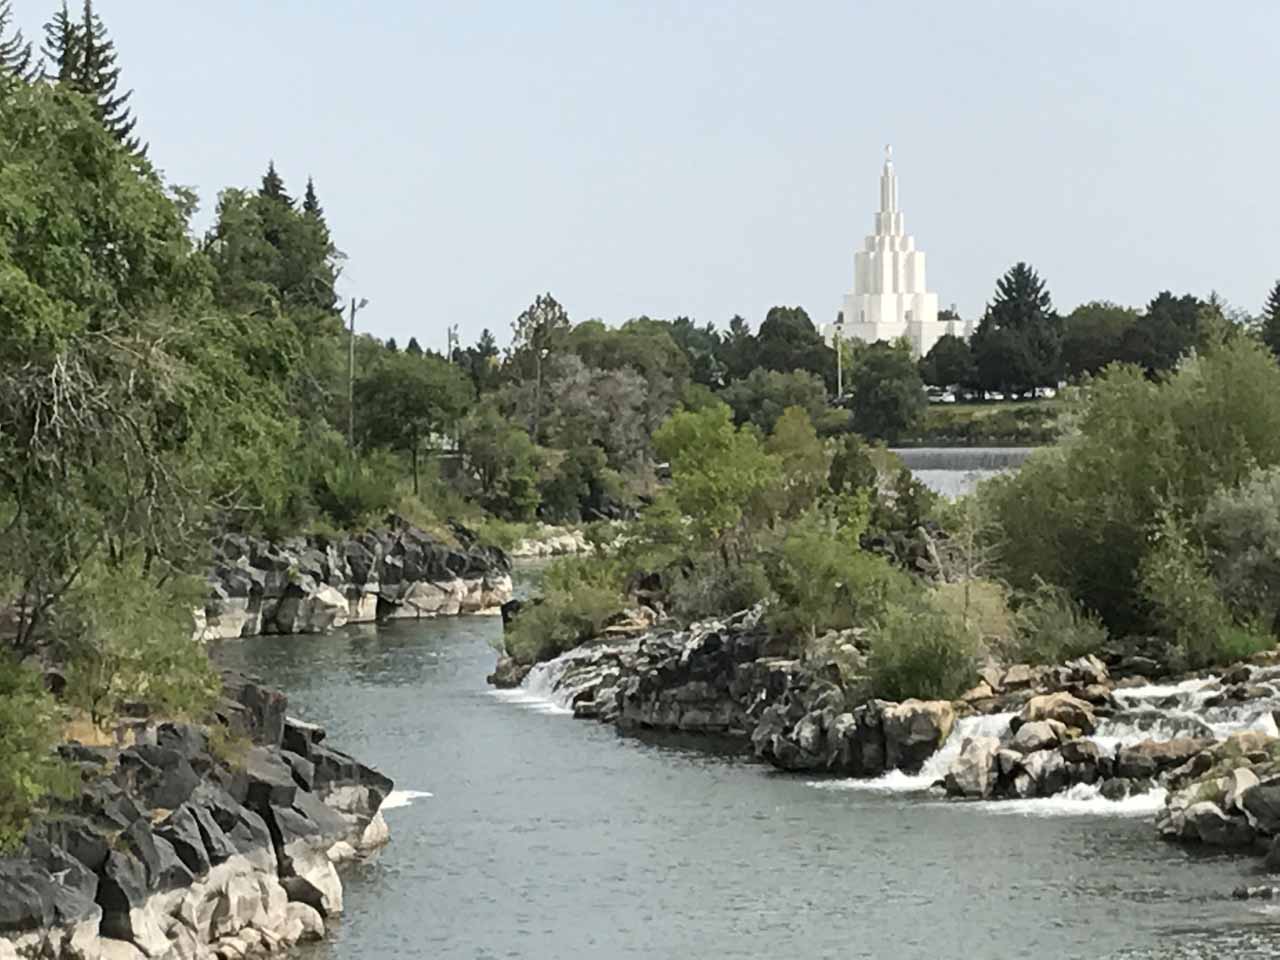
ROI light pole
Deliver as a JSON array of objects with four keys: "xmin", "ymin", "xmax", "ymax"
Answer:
[
  {"xmin": 347, "ymin": 296, "xmax": 369, "ymax": 449},
  {"xmin": 533, "ymin": 346, "xmax": 549, "ymax": 441},
  {"xmin": 833, "ymin": 316, "xmax": 846, "ymax": 399}
]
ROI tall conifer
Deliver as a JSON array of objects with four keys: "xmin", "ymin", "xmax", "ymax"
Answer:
[
  {"xmin": 0, "ymin": 1, "xmax": 39, "ymax": 83},
  {"xmin": 1261, "ymin": 279, "xmax": 1280, "ymax": 360},
  {"xmin": 75, "ymin": 1, "xmax": 142, "ymax": 152},
  {"xmin": 260, "ymin": 161, "xmax": 293, "ymax": 206},
  {"xmin": 41, "ymin": 1, "xmax": 79, "ymax": 83},
  {"xmin": 303, "ymin": 177, "xmax": 323, "ymax": 218}
]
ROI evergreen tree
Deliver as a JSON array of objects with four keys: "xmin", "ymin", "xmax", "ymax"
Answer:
[
  {"xmin": 260, "ymin": 161, "xmax": 293, "ymax": 206},
  {"xmin": 970, "ymin": 262, "xmax": 1061, "ymax": 395},
  {"xmin": 0, "ymin": 1, "xmax": 39, "ymax": 83},
  {"xmin": 1261, "ymin": 279, "xmax": 1280, "ymax": 361},
  {"xmin": 303, "ymin": 177, "xmax": 323, "ymax": 218},
  {"xmin": 41, "ymin": 1, "xmax": 79, "ymax": 83},
  {"xmin": 72, "ymin": 1, "xmax": 143, "ymax": 153},
  {"xmin": 406, "ymin": 337, "xmax": 423, "ymax": 356},
  {"xmin": 387, "ymin": 337, "xmax": 399, "ymax": 352}
]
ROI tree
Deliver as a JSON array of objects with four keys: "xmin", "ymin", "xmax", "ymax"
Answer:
[
  {"xmin": 71, "ymin": 1, "xmax": 142, "ymax": 153},
  {"xmin": 405, "ymin": 336, "xmax": 423, "ymax": 356},
  {"xmin": 260, "ymin": 160, "xmax": 292, "ymax": 206},
  {"xmin": 355, "ymin": 352, "xmax": 474, "ymax": 494},
  {"xmin": 970, "ymin": 262, "xmax": 1061, "ymax": 395},
  {"xmin": 1120, "ymin": 291, "xmax": 1208, "ymax": 376},
  {"xmin": 459, "ymin": 400, "xmax": 540, "ymax": 520},
  {"xmin": 41, "ymin": 1, "xmax": 78, "ymax": 83},
  {"xmin": 919, "ymin": 334, "xmax": 974, "ymax": 388},
  {"xmin": 848, "ymin": 340, "xmax": 926, "ymax": 441},
  {"xmin": 717, "ymin": 314, "xmax": 758, "ymax": 381},
  {"xmin": 721, "ymin": 368, "xmax": 829, "ymax": 433},
  {"xmin": 757, "ymin": 305, "xmax": 835, "ymax": 387},
  {"xmin": 386, "ymin": 337, "xmax": 398, "ymax": 352},
  {"xmin": 765, "ymin": 406, "xmax": 829, "ymax": 520},
  {"xmin": 1260, "ymin": 279, "xmax": 1280, "ymax": 360},
  {"xmin": 0, "ymin": 1, "xmax": 38, "ymax": 83},
  {"xmin": 302, "ymin": 176, "xmax": 323, "ymax": 218},
  {"xmin": 1062, "ymin": 301, "xmax": 1138, "ymax": 379},
  {"xmin": 510, "ymin": 292, "xmax": 571, "ymax": 379}
]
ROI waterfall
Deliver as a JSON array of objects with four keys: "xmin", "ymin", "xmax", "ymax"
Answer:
[
  {"xmin": 487, "ymin": 651, "xmax": 577, "ymax": 715},
  {"xmin": 890, "ymin": 447, "xmax": 1037, "ymax": 471}
]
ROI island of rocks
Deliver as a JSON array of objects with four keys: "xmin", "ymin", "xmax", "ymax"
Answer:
[
  {"xmin": 490, "ymin": 606, "xmax": 1280, "ymax": 880},
  {"xmin": 198, "ymin": 520, "xmax": 513, "ymax": 639},
  {"xmin": 0, "ymin": 672, "xmax": 394, "ymax": 960}
]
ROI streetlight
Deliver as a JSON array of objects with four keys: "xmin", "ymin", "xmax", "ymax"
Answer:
[
  {"xmin": 347, "ymin": 297, "xmax": 369, "ymax": 449},
  {"xmin": 833, "ymin": 314, "xmax": 846, "ymax": 399},
  {"xmin": 533, "ymin": 346, "xmax": 549, "ymax": 441}
]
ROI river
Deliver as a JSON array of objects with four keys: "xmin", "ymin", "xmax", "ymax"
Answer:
[
  {"xmin": 214, "ymin": 595, "xmax": 1280, "ymax": 960},
  {"xmin": 892, "ymin": 446, "xmax": 1035, "ymax": 497}
]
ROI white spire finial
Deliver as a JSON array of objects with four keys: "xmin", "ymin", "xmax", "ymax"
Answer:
[{"xmin": 885, "ymin": 143, "xmax": 893, "ymax": 163}]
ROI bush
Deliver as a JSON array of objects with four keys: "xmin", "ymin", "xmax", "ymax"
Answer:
[
  {"xmin": 0, "ymin": 655, "xmax": 71, "ymax": 852},
  {"xmin": 503, "ymin": 556, "xmax": 626, "ymax": 665},
  {"xmin": 669, "ymin": 555, "xmax": 773, "ymax": 622},
  {"xmin": 311, "ymin": 449, "xmax": 401, "ymax": 529},
  {"xmin": 1012, "ymin": 582, "xmax": 1108, "ymax": 665},
  {"xmin": 868, "ymin": 601, "xmax": 979, "ymax": 701},
  {"xmin": 1138, "ymin": 514, "xmax": 1241, "ymax": 669},
  {"xmin": 928, "ymin": 578, "xmax": 1017, "ymax": 652},
  {"xmin": 57, "ymin": 565, "xmax": 220, "ymax": 726},
  {"xmin": 1198, "ymin": 465, "xmax": 1280, "ymax": 632},
  {"xmin": 767, "ymin": 509, "xmax": 908, "ymax": 644}
]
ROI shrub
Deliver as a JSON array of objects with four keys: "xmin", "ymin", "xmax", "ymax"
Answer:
[
  {"xmin": 311, "ymin": 450, "xmax": 401, "ymax": 529},
  {"xmin": 503, "ymin": 556, "xmax": 626, "ymax": 665},
  {"xmin": 0, "ymin": 655, "xmax": 71, "ymax": 852},
  {"xmin": 1198, "ymin": 465, "xmax": 1280, "ymax": 631},
  {"xmin": 767, "ymin": 509, "xmax": 908, "ymax": 645},
  {"xmin": 57, "ymin": 565, "xmax": 220, "ymax": 726},
  {"xmin": 868, "ymin": 601, "xmax": 979, "ymax": 701},
  {"xmin": 1138, "ymin": 514, "xmax": 1240, "ymax": 669},
  {"xmin": 669, "ymin": 555, "xmax": 773, "ymax": 622},
  {"xmin": 928, "ymin": 578, "xmax": 1017, "ymax": 652},
  {"xmin": 1012, "ymin": 582, "xmax": 1109, "ymax": 665}
]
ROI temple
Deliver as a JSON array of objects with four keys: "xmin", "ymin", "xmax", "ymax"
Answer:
[{"xmin": 826, "ymin": 147, "xmax": 964, "ymax": 358}]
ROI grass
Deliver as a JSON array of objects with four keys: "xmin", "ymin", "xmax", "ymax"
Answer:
[{"xmin": 906, "ymin": 398, "xmax": 1065, "ymax": 446}]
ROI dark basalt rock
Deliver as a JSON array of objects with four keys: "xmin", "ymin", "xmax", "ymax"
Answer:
[
  {"xmin": 155, "ymin": 805, "xmax": 212, "ymax": 877},
  {"xmin": 96, "ymin": 850, "xmax": 149, "ymax": 941},
  {"xmin": 0, "ymin": 860, "xmax": 58, "ymax": 932},
  {"xmin": 117, "ymin": 744, "xmax": 201, "ymax": 811},
  {"xmin": 120, "ymin": 819, "xmax": 194, "ymax": 892}
]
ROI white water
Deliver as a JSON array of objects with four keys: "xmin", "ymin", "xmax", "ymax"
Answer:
[
  {"xmin": 485, "ymin": 652, "xmax": 576, "ymax": 715},
  {"xmin": 969, "ymin": 783, "xmax": 1167, "ymax": 818},
  {"xmin": 808, "ymin": 711, "xmax": 1017, "ymax": 793},
  {"xmin": 382, "ymin": 789, "xmax": 434, "ymax": 810}
]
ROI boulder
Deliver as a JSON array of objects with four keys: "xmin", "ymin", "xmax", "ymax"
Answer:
[
  {"xmin": 1014, "ymin": 749, "xmax": 1070, "ymax": 798},
  {"xmin": 1224, "ymin": 768, "xmax": 1261, "ymax": 814},
  {"xmin": 882, "ymin": 700, "xmax": 955, "ymax": 773},
  {"xmin": 1018, "ymin": 692, "xmax": 1097, "ymax": 735},
  {"xmin": 1240, "ymin": 777, "xmax": 1280, "ymax": 835},
  {"xmin": 944, "ymin": 736, "xmax": 1000, "ymax": 798},
  {"xmin": 1183, "ymin": 801, "xmax": 1256, "ymax": 848},
  {"xmin": 1010, "ymin": 719, "xmax": 1068, "ymax": 754},
  {"xmin": 1115, "ymin": 738, "xmax": 1214, "ymax": 781}
]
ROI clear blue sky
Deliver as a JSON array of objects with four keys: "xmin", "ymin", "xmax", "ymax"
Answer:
[{"xmin": 15, "ymin": 1, "xmax": 1280, "ymax": 349}]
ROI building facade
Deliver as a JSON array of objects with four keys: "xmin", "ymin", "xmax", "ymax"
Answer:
[{"xmin": 826, "ymin": 147, "xmax": 965, "ymax": 358}]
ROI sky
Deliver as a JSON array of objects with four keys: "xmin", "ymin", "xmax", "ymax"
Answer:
[{"xmin": 13, "ymin": 1, "xmax": 1280, "ymax": 349}]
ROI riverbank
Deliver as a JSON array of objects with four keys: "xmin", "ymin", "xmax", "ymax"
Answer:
[
  {"xmin": 0, "ymin": 672, "xmax": 394, "ymax": 960},
  {"xmin": 901, "ymin": 398, "xmax": 1064, "ymax": 446},
  {"xmin": 490, "ymin": 608, "xmax": 1280, "ymax": 883},
  {"xmin": 198, "ymin": 521, "xmax": 513, "ymax": 640}
]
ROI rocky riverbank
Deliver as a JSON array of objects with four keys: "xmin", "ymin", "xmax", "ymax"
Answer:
[
  {"xmin": 198, "ymin": 521, "xmax": 512, "ymax": 640},
  {"xmin": 0, "ymin": 673, "xmax": 393, "ymax": 960},
  {"xmin": 490, "ymin": 607, "xmax": 1280, "ymax": 875}
]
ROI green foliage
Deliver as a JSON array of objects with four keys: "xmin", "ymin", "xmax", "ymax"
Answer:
[
  {"xmin": 868, "ymin": 600, "xmax": 979, "ymax": 701},
  {"xmin": 653, "ymin": 403, "xmax": 780, "ymax": 549},
  {"xmin": 846, "ymin": 339, "xmax": 926, "ymax": 441},
  {"xmin": 765, "ymin": 406, "xmax": 830, "ymax": 520},
  {"xmin": 767, "ymin": 506, "xmax": 907, "ymax": 644},
  {"xmin": 919, "ymin": 334, "xmax": 974, "ymax": 388},
  {"xmin": 1120, "ymin": 291, "xmax": 1218, "ymax": 377},
  {"xmin": 459, "ymin": 400, "xmax": 541, "ymax": 521},
  {"xmin": 970, "ymin": 262, "xmax": 1061, "ymax": 395},
  {"xmin": 1138, "ymin": 514, "xmax": 1238, "ymax": 669},
  {"xmin": 1011, "ymin": 583, "xmax": 1109, "ymax": 665},
  {"xmin": 1199, "ymin": 466, "xmax": 1280, "ymax": 631},
  {"xmin": 983, "ymin": 339, "xmax": 1280, "ymax": 632},
  {"xmin": 756, "ymin": 305, "xmax": 835, "ymax": 386},
  {"xmin": 910, "ymin": 398, "xmax": 1063, "ymax": 444},
  {"xmin": 1063, "ymin": 301, "xmax": 1139, "ymax": 379},
  {"xmin": 668, "ymin": 555, "xmax": 773, "ymax": 622},
  {"xmin": 0, "ymin": 655, "xmax": 70, "ymax": 852},
  {"xmin": 310, "ymin": 449, "xmax": 402, "ymax": 529},
  {"xmin": 504, "ymin": 557, "xmax": 626, "ymax": 665},
  {"xmin": 1261, "ymin": 280, "xmax": 1280, "ymax": 361},
  {"xmin": 355, "ymin": 350, "xmax": 474, "ymax": 493},
  {"xmin": 721, "ymin": 367, "xmax": 830, "ymax": 434},
  {"xmin": 0, "ymin": 1, "xmax": 37, "ymax": 83}
]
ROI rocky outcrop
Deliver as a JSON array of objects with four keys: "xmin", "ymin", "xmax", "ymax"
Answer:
[
  {"xmin": 508, "ymin": 526, "xmax": 592, "ymax": 559},
  {"xmin": 0, "ymin": 673, "xmax": 392, "ymax": 960},
  {"xmin": 200, "ymin": 520, "xmax": 512, "ymax": 640}
]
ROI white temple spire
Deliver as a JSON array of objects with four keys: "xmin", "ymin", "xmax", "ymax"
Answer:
[{"xmin": 825, "ymin": 148, "xmax": 968, "ymax": 359}]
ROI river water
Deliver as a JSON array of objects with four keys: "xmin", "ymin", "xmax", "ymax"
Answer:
[
  {"xmin": 892, "ymin": 446, "xmax": 1035, "ymax": 497},
  {"xmin": 214, "ymin": 599, "xmax": 1280, "ymax": 960}
]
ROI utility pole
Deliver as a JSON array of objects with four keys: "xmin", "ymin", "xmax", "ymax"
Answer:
[
  {"xmin": 347, "ymin": 297, "xmax": 369, "ymax": 449},
  {"xmin": 445, "ymin": 323, "xmax": 459, "ymax": 362},
  {"xmin": 833, "ymin": 314, "xmax": 846, "ymax": 399}
]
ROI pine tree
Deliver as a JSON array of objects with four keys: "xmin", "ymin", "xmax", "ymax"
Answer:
[
  {"xmin": 260, "ymin": 161, "xmax": 293, "ymax": 206},
  {"xmin": 1261, "ymin": 279, "xmax": 1280, "ymax": 360},
  {"xmin": 41, "ymin": 1, "xmax": 80, "ymax": 83},
  {"xmin": 302, "ymin": 177, "xmax": 323, "ymax": 218},
  {"xmin": 386, "ymin": 337, "xmax": 399, "ymax": 352},
  {"xmin": 970, "ymin": 261, "xmax": 1062, "ymax": 395},
  {"xmin": 406, "ymin": 337, "xmax": 424, "ymax": 356},
  {"xmin": 0, "ymin": 1, "xmax": 39, "ymax": 83},
  {"xmin": 73, "ymin": 1, "xmax": 143, "ymax": 153}
]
